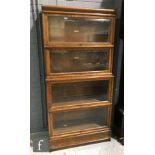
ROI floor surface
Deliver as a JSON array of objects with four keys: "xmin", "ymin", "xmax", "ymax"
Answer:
[{"xmin": 30, "ymin": 138, "xmax": 124, "ymax": 155}]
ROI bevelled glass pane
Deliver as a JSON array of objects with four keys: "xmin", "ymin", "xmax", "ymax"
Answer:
[
  {"xmin": 52, "ymin": 80, "xmax": 109, "ymax": 105},
  {"xmin": 53, "ymin": 107, "xmax": 108, "ymax": 134},
  {"xmin": 50, "ymin": 49, "xmax": 110, "ymax": 73},
  {"xmin": 48, "ymin": 15, "xmax": 111, "ymax": 42}
]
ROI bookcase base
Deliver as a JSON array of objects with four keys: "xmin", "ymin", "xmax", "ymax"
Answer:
[{"xmin": 49, "ymin": 130, "xmax": 110, "ymax": 151}]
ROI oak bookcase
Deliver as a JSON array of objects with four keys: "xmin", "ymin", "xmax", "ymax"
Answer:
[{"xmin": 42, "ymin": 5, "xmax": 116, "ymax": 150}]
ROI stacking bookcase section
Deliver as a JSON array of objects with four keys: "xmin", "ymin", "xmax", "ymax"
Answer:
[
  {"xmin": 51, "ymin": 106, "xmax": 111, "ymax": 135},
  {"xmin": 44, "ymin": 47, "xmax": 114, "ymax": 76},
  {"xmin": 42, "ymin": 6, "xmax": 115, "ymax": 46},
  {"xmin": 46, "ymin": 77, "xmax": 113, "ymax": 110},
  {"xmin": 42, "ymin": 5, "xmax": 116, "ymax": 150}
]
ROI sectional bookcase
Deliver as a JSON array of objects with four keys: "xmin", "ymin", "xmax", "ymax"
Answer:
[{"xmin": 42, "ymin": 5, "xmax": 116, "ymax": 150}]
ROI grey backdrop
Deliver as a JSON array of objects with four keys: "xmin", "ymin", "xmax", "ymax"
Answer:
[{"xmin": 30, "ymin": 0, "xmax": 123, "ymax": 133}]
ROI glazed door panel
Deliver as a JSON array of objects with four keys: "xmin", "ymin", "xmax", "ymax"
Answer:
[
  {"xmin": 45, "ymin": 48, "xmax": 113, "ymax": 75},
  {"xmin": 51, "ymin": 107, "xmax": 109, "ymax": 135},
  {"xmin": 45, "ymin": 78, "xmax": 113, "ymax": 107},
  {"xmin": 47, "ymin": 15, "xmax": 113, "ymax": 43}
]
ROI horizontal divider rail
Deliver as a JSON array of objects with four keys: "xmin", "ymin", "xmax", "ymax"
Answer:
[
  {"xmin": 49, "ymin": 101, "xmax": 112, "ymax": 112},
  {"xmin": 45, "ymin": 73, "xmax": 114, "ymax": 83}
]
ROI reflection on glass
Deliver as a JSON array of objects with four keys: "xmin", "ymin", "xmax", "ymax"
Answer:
[
  {"xmin": 48, "ymin": 16, "xmax": 111, "ymax": 42},
  {"xmin": 50, "ymin": 49, "xmax": 110, "ymax": 73},
  {"xmin": 52, "ymin": 80, "xmax": 109, "ymax": 105},
  {"xmin": 53, "ymin": 108, "xmax": 108, "ymax": 134}
]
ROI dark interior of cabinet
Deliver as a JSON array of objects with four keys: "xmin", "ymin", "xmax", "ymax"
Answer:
[
  {"xmin": 50, "ymin": 49, "xmax": 110, "ymax": 73},
  {"xmin": 52, "ymin": 107, "xmax": 108, "ymax": 134},
  {"xmin": 52, "ymin": 80, "xmax": 109, "ymax": 106},
  {"xmin": 48, "ymin": 15, "xmax": 112, "ymax": 42}
]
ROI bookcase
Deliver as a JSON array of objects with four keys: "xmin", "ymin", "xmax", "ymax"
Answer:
[{"xmin": 42, "ymin": 5, "xmax": 116, "ymax": 150}]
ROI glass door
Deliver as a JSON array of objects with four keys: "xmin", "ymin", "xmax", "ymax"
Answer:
[
  {"xmin": 45, "ymin": 78, "xmax": 113, "ymax": 108},
  {"xmin": 51, "ymin": 106, "xmax": 110, "ymax": 135},
  {"xmin": 45, "ymin": 48, "xmax": 113, "ymax": 75},
  {"xmin": 47, "ymin": 15, "xmax": 113, "ymax": 43}
]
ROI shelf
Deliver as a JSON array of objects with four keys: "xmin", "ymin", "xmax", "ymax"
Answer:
[
  {"xmin": 44, "ymin": 42, "xmax": 114, "ymax": 48},
  {"xmin": 42, "ymin": 5, "xmax": 116, "ymax": 15},
  {"xmin": 50, "ymin": 101, "xmax": 111, "ymax": 112},
  {"xmin": 46, "ymin": 72, "xmax": 113, "ymax": 83}
]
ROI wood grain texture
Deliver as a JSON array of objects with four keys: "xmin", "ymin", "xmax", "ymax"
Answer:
[
  {"xmin": 42, "ymin": 5, "xmax": 116, "ymax": 14},
  {"xmin": 45, "ymin": 43, "xmax": 114, "ymax": 48},
  {"xmin": 50, "ymin": 101, "xmax": 112, "ymax": 112},
  {"xmin": 46, "ymin": 73, "xmax": 114, "ymax": 83},
  {"xmin": 49, "ymin": 129, "xmax": 110, "ymax": 150}
]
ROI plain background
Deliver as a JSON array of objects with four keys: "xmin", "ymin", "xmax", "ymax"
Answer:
[{"xmin": 0, "ymin": 0, "xmax": 155, "ymax": 155}]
